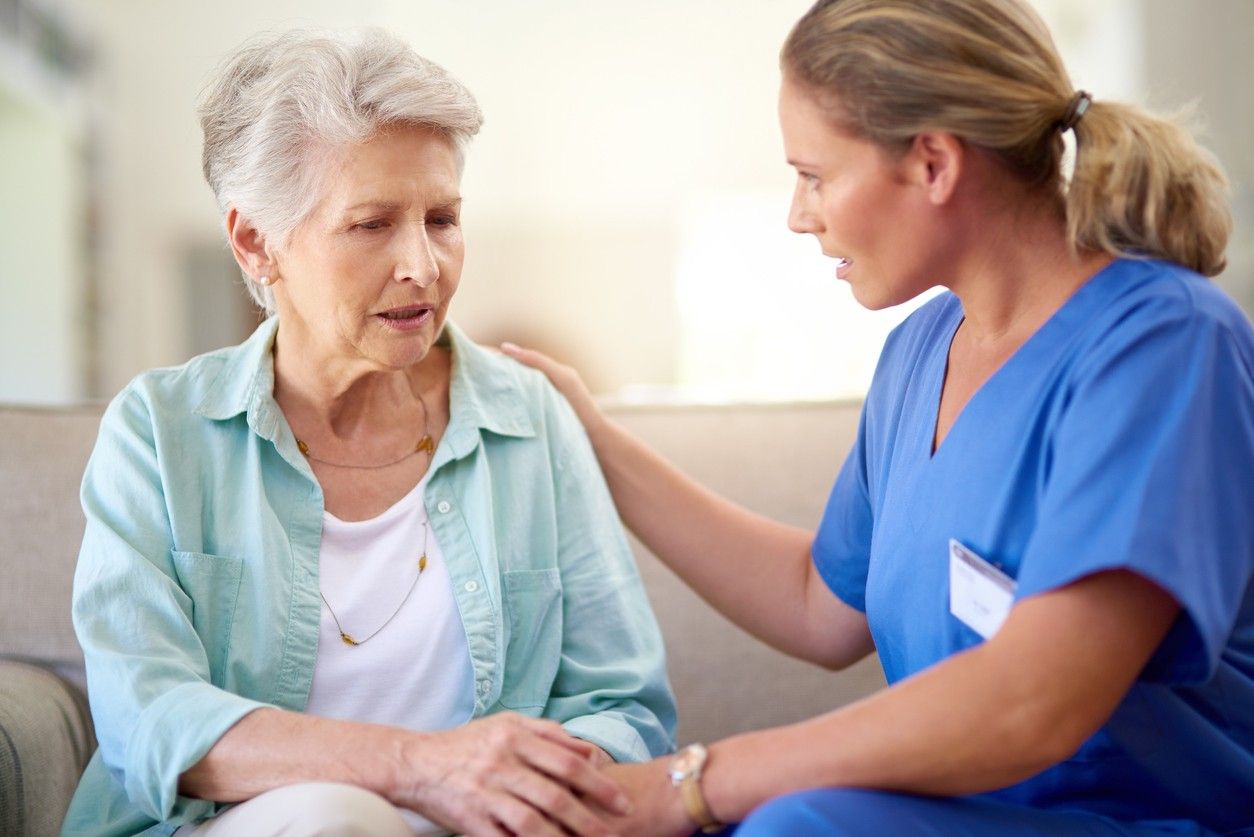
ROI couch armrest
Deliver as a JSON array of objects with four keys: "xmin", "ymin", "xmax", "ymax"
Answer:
[{"xmin": 0, "ymin": 659, "xmax": 96, "ymax": 837}]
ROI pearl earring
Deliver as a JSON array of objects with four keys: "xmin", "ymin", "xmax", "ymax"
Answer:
[{"xmin": 256, "ymin": 275, "xmax": 271, "ymax": 286}]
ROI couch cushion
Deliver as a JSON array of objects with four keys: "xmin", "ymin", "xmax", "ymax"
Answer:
[
  {"xmin": 0, "ymin": 404, "xmax": 104, "ymax": 676},
  {"xmin": 0, "ymin": 660, "xmax": 96, "ymax": 837}
]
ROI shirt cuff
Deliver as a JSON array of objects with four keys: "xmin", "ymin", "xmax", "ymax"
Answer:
[
  {"xmin": 561, "ymin": 713, "xmax": 659, "ymax": 764},
  {"xmin": 124, "ymin": 680, "xmax": 274, "ymax": 821}
]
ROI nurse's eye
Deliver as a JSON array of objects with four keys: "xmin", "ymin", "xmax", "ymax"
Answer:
[{"xmin": 799, "ymin": 173, "xmax": 821, "ymax": 190}]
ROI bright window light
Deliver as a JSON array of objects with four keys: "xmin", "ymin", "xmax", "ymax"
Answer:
[{"xmin": 663, "ymin": 193, "xmax": 940, "ymax": 403}]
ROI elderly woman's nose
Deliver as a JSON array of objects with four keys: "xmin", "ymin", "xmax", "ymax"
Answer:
[{"xmin": 394, "ymin": 223, "xmax": 441, "ymax": 286}]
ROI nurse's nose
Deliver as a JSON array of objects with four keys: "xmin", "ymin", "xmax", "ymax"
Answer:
[
  {"xmin": 787, "ymin": 179, "xmax": 822, "ymax": 235},
  {"xmin": 395, "ymin": 221, "xmax": 440, "ymax": 288}
]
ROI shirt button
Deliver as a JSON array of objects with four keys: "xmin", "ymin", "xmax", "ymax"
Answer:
[
  {"xmin": 477, "ymin": 679, "xmax": 490, "ymax": 695},
  {"xmin": 437, "ymin": 501, "xmax": 452, "ymax": 514},
  {"xmin": 464, "ymin": 580, "xmax": 479, "ymax": 593}
]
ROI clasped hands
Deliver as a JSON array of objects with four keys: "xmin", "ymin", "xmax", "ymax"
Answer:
[{"xmin": 392, "ymin": 713, "xmax": 691, "ymax": 837}]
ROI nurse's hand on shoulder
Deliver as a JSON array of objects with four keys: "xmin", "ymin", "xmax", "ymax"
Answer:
[
  {"xmin": 501, "ymin": 343, "xmax": 606, "ymax": 438},
  {"xmin": 395, "ymin": 712, "xmax": 630, "ymax": 836}
]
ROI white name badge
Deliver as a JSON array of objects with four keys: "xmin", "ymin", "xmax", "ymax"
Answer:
[{"xmin": 948, "ymin": 539, "xmax": 1016, "ymax": 640}]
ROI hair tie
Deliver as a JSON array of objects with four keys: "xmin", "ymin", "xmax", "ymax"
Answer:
[{"xmin": 1059, "ymin": 90, "xmax": 1092, "ymax": 133}]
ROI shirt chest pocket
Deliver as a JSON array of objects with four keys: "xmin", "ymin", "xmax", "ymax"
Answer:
[
  {"xmin": 499, "ymin": 568, "xmax": 563, "ymax": 710},
  {"xmin": 171, "ymin": 550, "xmax": 244, "ymax": 687}
]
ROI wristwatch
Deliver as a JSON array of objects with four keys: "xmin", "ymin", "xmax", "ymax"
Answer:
[{"xmin": 668, "ymin": 743, "xmax": 723, "ymax": 833}]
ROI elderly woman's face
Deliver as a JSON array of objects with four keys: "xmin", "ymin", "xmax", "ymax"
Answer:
[{"xmin": 272, "ymin": 124, "xmax": 463, "ymax": 370}]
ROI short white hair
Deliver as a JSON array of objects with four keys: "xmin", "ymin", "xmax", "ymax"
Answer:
[{"xmin": 197, "ymin": 28, "xmax": 484, "ymax": 314}]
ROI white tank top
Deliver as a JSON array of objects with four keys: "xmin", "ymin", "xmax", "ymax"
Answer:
[{"xmin": 306, "ymin": 472, "xmax": 474, "ymax": 835}]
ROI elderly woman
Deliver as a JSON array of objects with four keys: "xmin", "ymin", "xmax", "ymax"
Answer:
[{"xmin": 62, "ymin": 29, "xmax": 674, "ymax": 837}]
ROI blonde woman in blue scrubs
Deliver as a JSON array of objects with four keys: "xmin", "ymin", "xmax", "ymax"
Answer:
[{"xmin": 505, "ymin": 0, "xmax": 1254, "ymax": 833}]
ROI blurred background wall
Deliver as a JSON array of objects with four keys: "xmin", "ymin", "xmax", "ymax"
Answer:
[{"xmin": 2, "ymin": 0, "xmax": 1251, "ymax": 405}]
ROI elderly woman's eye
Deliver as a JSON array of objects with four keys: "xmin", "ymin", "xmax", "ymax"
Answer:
[
  {"xmin": 430, "ymin": 215, "xmax": 458, "ymax": 227},
  {"xmin": 355, "ymin": 219, "xmax": 388, "ymax": 231}
]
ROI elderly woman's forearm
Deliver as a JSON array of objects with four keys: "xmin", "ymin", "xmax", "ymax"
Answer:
[
  {"xmin": 178, "ymin": 708, "xmax": 407, "ymax": 802},
  {"xmin": 179, "ymin": 706, "xmax": 631, "ymax": 834}
]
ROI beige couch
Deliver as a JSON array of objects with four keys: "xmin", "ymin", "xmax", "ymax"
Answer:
[{"xmin": 0, "ymin": 399, "xmax": 885, "ymax": 836}]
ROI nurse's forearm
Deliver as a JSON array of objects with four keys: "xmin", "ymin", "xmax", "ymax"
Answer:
[
  {"xmin": 586, "ymin": 414, "xmax": 872, "ymax": 668},
  {"xmin": 696, "ymin": 569, "xmax": 1179, "ymax": 821},
  {"xmin": 701, "ymin": 643, "xmax": 1059, "ymax": 820}
]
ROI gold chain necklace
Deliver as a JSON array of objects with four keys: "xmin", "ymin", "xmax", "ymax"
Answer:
[
  {"xmin": 298, "ymin": 436, "xmax": 433, "ymax": 469},
  {"xmin": 320, "ymin": 516, "xmax": 430, "ymax": 647},
  {"xmin": 296, "ymin": 389, "xmax": 434, "ymax": 470},
  {"xmin": 307, "ymin": 387, "xmax": 436, "ymax": 645}
]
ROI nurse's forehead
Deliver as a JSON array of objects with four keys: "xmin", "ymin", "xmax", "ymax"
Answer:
[{"xmin": 787, "ymin": 156, "xmax": 822, "ymax": 169}]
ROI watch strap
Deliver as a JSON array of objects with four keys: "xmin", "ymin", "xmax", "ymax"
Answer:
[{"xmin": 679, "ymin": 772, "xmax": 722, "ymax": 832}]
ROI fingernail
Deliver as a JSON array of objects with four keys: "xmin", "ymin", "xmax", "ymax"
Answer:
[
  {"xmin": 500, "ymin": 341, "xmax": 520, "ymax": 353},
  {"xmin": 615, "ymin": 794, "xmax": 633, "ymax": 815}
]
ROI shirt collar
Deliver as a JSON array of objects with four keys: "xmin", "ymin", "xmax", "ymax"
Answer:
[
  {"xmin": 194, "ymin": 316, "xmax": 535, "ymax": 443},
  {"xmin": 194, "ymin": 315, "xmax": 280, "ymax": 427},
  {"xmin": 440, "ymin": 321, "xmax": 536, "ymax": 440}
]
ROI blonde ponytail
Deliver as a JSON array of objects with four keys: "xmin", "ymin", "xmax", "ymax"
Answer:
[
  {"xmin": 1066, "ymin": 101, "xmax": 1231, "ymax": 276},
  {"xmin": 783, "ymin": 0, "xmax": 1233, "ymax": 276}
]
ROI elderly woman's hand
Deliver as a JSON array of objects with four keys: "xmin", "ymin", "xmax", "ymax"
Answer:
[
  {"xmin": 396, "ymin": 712, "xmax": 631, "ymax": 836},
  {"xmin": 501, "ymin": 343, "xmax": 608, "ymax": 443}
]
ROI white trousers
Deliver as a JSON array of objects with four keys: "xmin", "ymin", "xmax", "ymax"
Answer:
[{"xmin": 173, "ymin": 782, "xmax": 449, "ymax": 837}]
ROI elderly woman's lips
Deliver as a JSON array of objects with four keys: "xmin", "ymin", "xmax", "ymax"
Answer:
[{"xmin": 376, "ymin": 306, "xmax": 433, "ymax": 330}]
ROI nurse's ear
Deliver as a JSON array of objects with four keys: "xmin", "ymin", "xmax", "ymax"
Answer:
[{"xmin": 902, "ymin": 131, "xmax": 964, "ymax": 207}]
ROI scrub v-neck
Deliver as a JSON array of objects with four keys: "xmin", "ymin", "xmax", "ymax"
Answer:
[{"xmin": 925, "ymin": 261, "xmax": 1119, "ymax": 462}]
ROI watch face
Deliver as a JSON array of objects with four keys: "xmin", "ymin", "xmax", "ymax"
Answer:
[
  {"xmin": 669, "ymin": 743, "xmax": 708, "ymax": 782},
  {"xmin": 672, "ymin": 750, "xmax": 699, "ymax": 774}
]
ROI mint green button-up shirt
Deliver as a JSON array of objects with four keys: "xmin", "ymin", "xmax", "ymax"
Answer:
[{"xmin": 63, "ymin": 317, "xmax": 676, "ymax": 836}]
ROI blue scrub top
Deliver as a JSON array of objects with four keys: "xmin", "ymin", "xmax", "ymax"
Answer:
[{"xmin": 813, "ymin": 259, "xmax": 1254, "ymax": 831}]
